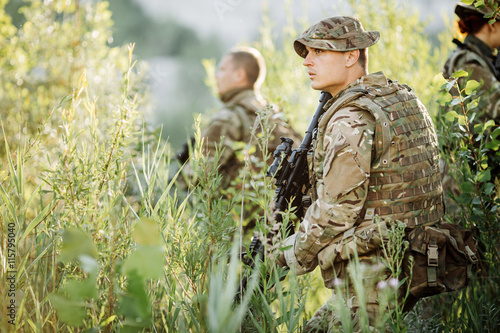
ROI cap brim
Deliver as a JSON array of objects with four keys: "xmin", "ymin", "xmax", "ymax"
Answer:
[
  {"xmin": 294, "ymin": 31, "xmax": 380, "ymax": 58},
  {"xmin": 455, "ymin": 3, "xmax": 494, "ymax": 19}
]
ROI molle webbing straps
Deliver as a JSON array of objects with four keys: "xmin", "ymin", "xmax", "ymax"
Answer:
[
  {"xmin": 366, "ymin": 179, "xmax": 442, "ymax": 201},
  {"xmin": 371, "ymin": 196, "xmax": 443, "ymax": 215},
  {"xmin": 399, "ymin": 149, "xmax": 439, "ymax": 166},
  {"xmin": 405, "ymin": 210, "xmax": 445, "ymax": 228},
  {"xmin": 427, "ymin": 237, "xmax": 439, "ymax": 287},
  {"xmin": 393, "ymin": 117, "xmax": 435, "ymax": 135},
  {"xmin": 369, "ymin": 164, "xmax": 439, "ymax": 185}
]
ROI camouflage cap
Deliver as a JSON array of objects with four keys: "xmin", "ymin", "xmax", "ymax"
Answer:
[
  {"xmin": 455, "ymin": 1, "xmax": 496, "ymax": 20},
  {"xmin": 294, "ymin": 16, "xmax": 380, "ymax": 58}
]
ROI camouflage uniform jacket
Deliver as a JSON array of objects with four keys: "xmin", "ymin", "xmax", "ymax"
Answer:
[
  {"xmin": 292, "ymin": 72, "xmax": 444, "ymax": 287},
  {"xmin": 196, "ymin": 88, "xmax": 301, "ymax": 185},
  {"xmin": 201, "ymin": 88, "xmax": 264, "ymax": 172},
  {"xmin": 443, "ymin": 34, "xmax": 500, "ymax": 122}
]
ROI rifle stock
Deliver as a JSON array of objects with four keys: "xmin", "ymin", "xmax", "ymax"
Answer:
[{"xmin": 235, "ymin": 91, "xmax": 332, "ymax": 302}]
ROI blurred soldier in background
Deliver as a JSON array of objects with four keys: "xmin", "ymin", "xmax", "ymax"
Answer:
[
  {"xmin": 177, "ymin": 46, "xmax": 301, "ymax": 230},
  {"xmin": 440, "ymin": 1, "xmax": 500, "ymax": 215},
  {"xmin": 444, "ymin": 2, "xmax": 500, "ymax": 113},
  {"xmin": 276, "ymin": 16, "xmax": 445, "ymax": 331}
]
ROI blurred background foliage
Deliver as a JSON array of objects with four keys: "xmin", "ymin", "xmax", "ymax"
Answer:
[
  {"xmin": 0, "ymin": 0, "xmax": 149, "ymax": 159},
  {"xmin": 2, "ymin": 0, "xmax": 456, "ymax": 150}
]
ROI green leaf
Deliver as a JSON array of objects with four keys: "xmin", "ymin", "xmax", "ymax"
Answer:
[
  {"xmin": 437, "ymin": 91, "xmax": 452, "ymax": 106},
  {"xmin": 59, "ymin": 228, "xmax": 98, "ymax": 263},
  {"xmin": 484, "ymin": 119, "xmax": 496, "ymax": 130},
  {"xmin": 461, "ymin": 0, "xmax": 474, "ymax": 4},
  {"xmin": 477, "ymin": 169, "xmax": 491, "ymax": 182},
  {"xmin": 462, "ymin": 182, "xmax": 474, "ymax": 193},
  {"xmin": 122, "ymin": 245, "xmax": 164, "ymax": 279},
  {"xmin": 492, "ymin": 127, "xmax": 500, "ymax": 139},
  {"xmin": 431, "ymin": 73, "xmax": 447, "ymax": 88},
  {"xmin": 78, "ymin": 254, "xmax": 99, "ymax": 275},
  {"xmin": 2, "ymin": 126, "xmax": 21, "ymax": 196},
  {"xmin": 475, "ymin": 0, "xmax": 485, "ymax": 7},
  {"xmin": 485, "ymin": 139, "xmax": 500, "ymax": 150},
  {"xmin": 62, "ymin": 276, "xmax": 98, "ymax": 301},
  {"xmin": 457, "ymin": 115, "xmax": 466, "ymax": 126},
  {"xmin": 132, "ymin": 218, "xmax": 161, "ymax": 246},
  {"xmin": 474, "ymin": 123, "xmax": 484, "ymax": 133},
  {"xmin": 457, "ymin": 192, "xmax": 472, "ymax": 204},
  {"xmin": 480, "ymin": 160, "xmax": 489, "ymax": 169},
  {"xmin": 444, "ymin": 111, "xmax": 459, "ymax": 122},
  {"xmin": 49, "ymin": 294, "xmax": 86, "ymax": 327},
  {"xmin": 450, "ymin": 97, "xmax": 462, "ymax": 107},
  {"xmin": 0, "ymin": 183, "xmax": 17, "ymax": 225},
  {"xmin": 465, "ymin": 80, "xmax": 480, "ymax": 95},
  {"xmin": 484, "ymin": 183, "xmax": 495, "ymax": 195},
  {"xmin": 452, "ymin": 70, "xmax": 468, "ymax": 78},
  {"xmin": 472, "ymin": 197, "xmax": 482, "ymax": 205},
  {"xmin": 445, "ymin": 80, "xmax": 456, "ymax": 92},
  {"xmin": 118, "ymin": 270, "xmax": 151, "ymax": 332},
  {"xmin": 99, "ymin": 315, "xmax": 117, "ymax": 327},
  {"xmin": 20, "ymin": 200, "xmax": 55, "ymax": 241},
  {"xmin": 467, "ymin": 97, "xmax": 480, "ymax": 110}
]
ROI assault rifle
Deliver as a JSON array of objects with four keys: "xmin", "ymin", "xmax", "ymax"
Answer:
[
  {"xmin": 176, "ymin": 136, "xmax": 195, "ymax": 165},
  {"xmin": 235, "ymin": 91, "xmax": 332, "ymax": 301}
]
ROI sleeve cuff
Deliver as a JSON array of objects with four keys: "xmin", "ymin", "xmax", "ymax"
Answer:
[{"xmin": 283, "ymin": 234, "xmax": 309, "ymax": 276}]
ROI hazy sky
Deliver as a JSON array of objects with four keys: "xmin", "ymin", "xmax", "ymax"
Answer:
[{"xmin": 136, "ymin": 0, "xmax": 458, "ymax": 47}]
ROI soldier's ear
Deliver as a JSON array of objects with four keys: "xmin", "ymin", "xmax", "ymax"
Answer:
[
  {"xmin": 235, "ymin": 67, "xmax": 249, "ymax": 85},
  {"xmin": 345, "ymin": 50, "xmax": 360, "ymax": 68}
]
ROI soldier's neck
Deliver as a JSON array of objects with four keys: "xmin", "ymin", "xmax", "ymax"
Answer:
[{"xmin": 220, "ymin": 87, "xmax": 254, "ymax": 103}]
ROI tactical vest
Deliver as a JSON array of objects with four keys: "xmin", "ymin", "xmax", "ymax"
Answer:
[
  {"xmin": 229, "ymin": 93, "xmax": 302, "ymax": 161},
  {"xmin": 224, "ymin": 91, "xmax": 261, "ymax": 142},
  {"xmin": 314, "ymin": 80, "xmax": 445, "ymax": 228},
  {"xmin": 221, "ymin": 90, "xmax": 302, "ymax": 181}
]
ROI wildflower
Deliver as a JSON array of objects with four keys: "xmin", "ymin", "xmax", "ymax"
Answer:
[
  {"xmin": 377, "ymin": 280, "xmax": 387, "ymax": 290},
  {"xmin": 388, "ymin": 278, "xmax": 399, "ymax": 288},
  {"xmin": 333, "ymin": 278, "xmax": 343, "ymax": 287}
]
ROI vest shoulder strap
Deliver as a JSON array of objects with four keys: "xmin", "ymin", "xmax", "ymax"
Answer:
[{"xmin": 348, "ymin": 95, "xmax": 392, "ymax": 165}]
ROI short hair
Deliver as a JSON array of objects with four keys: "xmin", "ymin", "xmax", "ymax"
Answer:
[
  {"xmin": 342, "ymin": 48, "xmax": 368, "ymax": 71},
  {"xmin": 458, "ymin": 14, "xmax": 490, "ymax": 34},
  {"xmin": 358, "ymin": 48, "xmax": 368, "ymax": 71},
  {"xmin": 227, "ymin": 47, "xmax": 266, "ymax": 89}
]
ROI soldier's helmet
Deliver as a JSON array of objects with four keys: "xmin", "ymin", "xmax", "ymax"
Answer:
[
  {"xmin": 455, "ymin": 1, "xmax": 496, "ymax": 20},
  {"xmin": 294, "ymin": 16, "xmax": 380, "ymax": 58}
]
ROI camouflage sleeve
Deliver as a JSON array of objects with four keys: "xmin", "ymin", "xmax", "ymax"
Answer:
[
  {"xmin": 294, "ymin": 107, "xmax": 375, "ymax": 271},
  {"xmin": 464, "ymin": 63, "xmax": 500, "ymax": 121},
  {"xmin": 200, "ymin": 108, "xmax": 244, "ymax": 167}
]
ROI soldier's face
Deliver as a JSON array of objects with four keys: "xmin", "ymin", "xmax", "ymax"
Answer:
[
  {"xmin": 302, "ymin": 46, "xmax": 351, "ymax": 95},
  {"xmin": 215, "ymin": 55, "xmax": 240, "ymax": 96}
]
